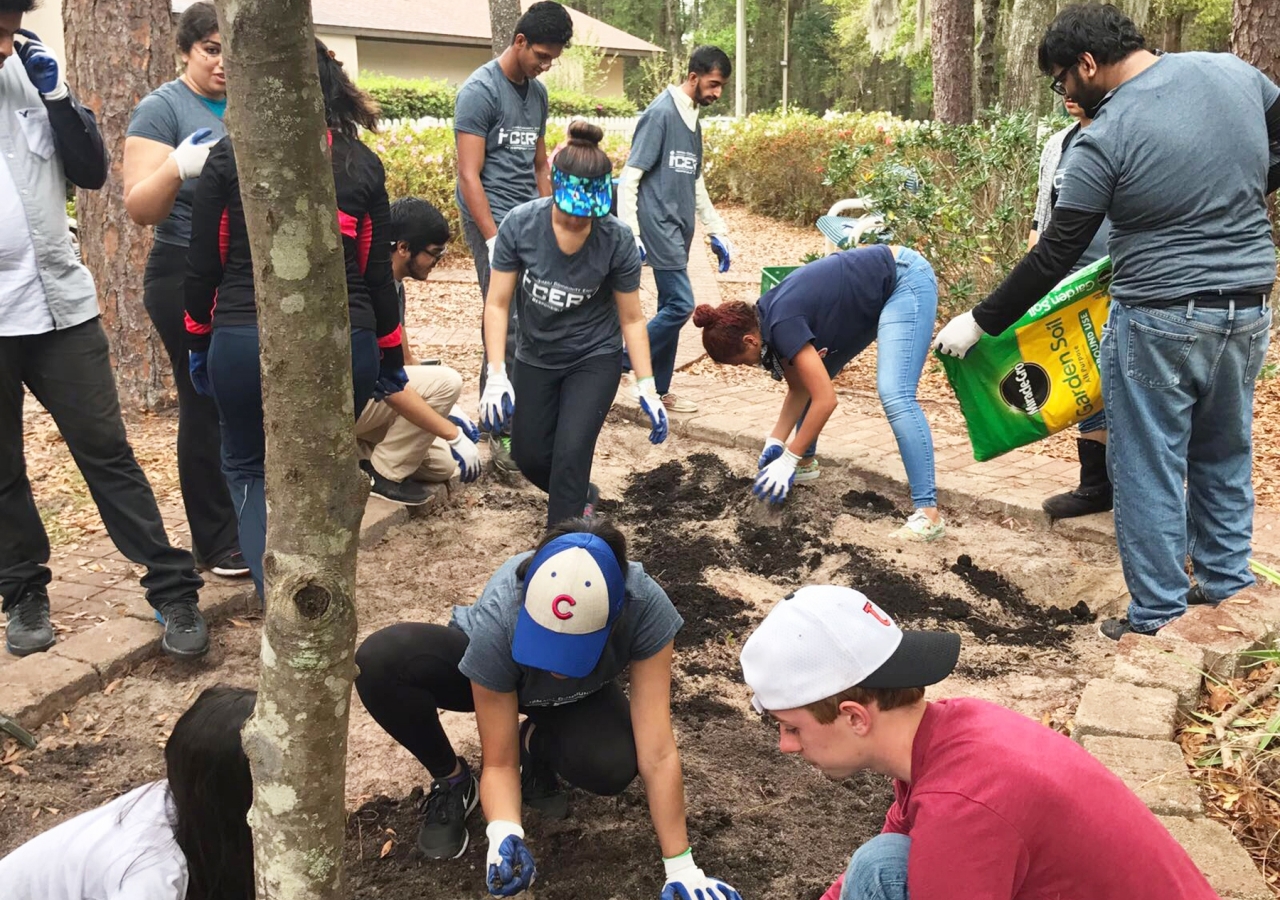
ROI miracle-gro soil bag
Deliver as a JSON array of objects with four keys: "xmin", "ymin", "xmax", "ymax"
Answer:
[{"xmin": 939, "ymin": 257, "xmax": 1113, "ymax": 462}]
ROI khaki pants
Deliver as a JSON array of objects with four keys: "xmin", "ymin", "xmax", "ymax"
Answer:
[{"xmin": 356, "ymin": 365, "xmax": 463, "ymax": 483}]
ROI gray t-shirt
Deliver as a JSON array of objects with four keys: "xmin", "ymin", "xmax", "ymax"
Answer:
[
  {"xmin": 1053, "ymin": 127, "xmax": 1111, "ymax": 275},
  {"xmin": 1056, "ymin": 52, "xmax": 1279, "ymax": 304},
  {"xmin": 627, "ymin": 90, "xmax": 702, "ymax": 271},
  {"xmin": 492, "ymin": 197, "xmax": 643, "ymax": 369},
  {"xmin": 452, "ymin": 553, "xmax": 684, "ymax": 707},
  {"xmin": 126, "ymin": 79, "xmax": 227, "ymax": 248},
  {"xmin": 453, "ymin": 60, "xmax": 548, "ymax": 226}
]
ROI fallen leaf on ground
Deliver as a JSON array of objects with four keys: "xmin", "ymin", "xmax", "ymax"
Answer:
[{"xmin": 380, "ymin": 839, "xmax": 394, "ymax": 858}]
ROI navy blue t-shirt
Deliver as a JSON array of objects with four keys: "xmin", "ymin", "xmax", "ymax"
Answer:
[{"xmin": 756, "ymin": 245, "xmax": 897, "ymax": 365}]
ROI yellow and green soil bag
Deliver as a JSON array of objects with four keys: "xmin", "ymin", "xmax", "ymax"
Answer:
[{"xmin": 938, "ymin": 257, "xmax": 1112, "ymax": 462}]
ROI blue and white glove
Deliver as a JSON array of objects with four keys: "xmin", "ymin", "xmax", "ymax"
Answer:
[
  {"xmin": 372, "ymin": 365, "xmax": 408, "ymax": 402},
  {"xmin": 480, "ymin": 364, "xmax": 515, "ymax": 432},
  {"xmin": 486, "ymin": 820, "xmax": 536, "ymax": 897},
  {"xmin": 448, "ymin": 404, "xmax": 480, "ymax": 443},
  {"xmin": 15, "ymin": 30, "xmax": 64, "ymax": 98},
  {"xmin": 635, "ymin": 234, "xmax": 647, "ymax": 264},
  {"xmin": 757, "ymin": 437, "xmax": 785, "ymax": 470},
  {"xmin": 933, "ymin": 310, "xmax": 986, "ymax": 359},
  {"xmin": 170, "ymin": 127, "xmax": 220, "ymax": 181},
  {"xmin": 753, "ymin": 449, "xmax": 800, "ymax": 504},
  {"xmin": 636, "ymin": 376, "xmax": 668, "ymax": 444},
  {"xmin": 661, "ymin": 849, "xmax": 742, "ymax": 900},
  {"xmin": 709, "ymin": 235, "xmax": 732, "ymax": 274},
  {"xmin": 188, "ymin": 350, "xmax": 212, "ymax": 398},
  {"xmin": 448, "ymin": 430, "xmax": 482, "ymax": 483}
]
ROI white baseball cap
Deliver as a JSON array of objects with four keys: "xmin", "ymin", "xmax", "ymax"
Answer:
[{"xmin": 740, "ymin": 585, "xmax": 961, "ymax": 713}]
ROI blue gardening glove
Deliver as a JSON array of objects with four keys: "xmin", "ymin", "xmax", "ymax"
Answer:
[
  {"xmin": 189, "ymin": 350, "xmax": 212, "ymax": 398},
  {"xmin": 373, "ymin": 366, "xmax": 408, "ymax": 402},
  {"xmin": 448, "ymin": 404, "xmax": 480, "ymax": 444},
  {"xmin": 758, "ymin": 437, "xmax": 785, "ymax": 470},
  {"xmin": 753, "ymin": 449, "xmax": 800, "ymax": 505},
  {"xmin": 170, "ymin": 127, "xmax": 219, "ymax": 181},
  {"xmin": 486, "ymin": 821, "xmax": 536, "ymax": 897},
  {"xmin": 635, "ymin": 234, "xmax": 647, "ymax": 264},
  {"xmin": 662, "ymin": 850, "xmax": 742, "ymax": 900},
  {"xmin": 448, "ymin": 430, "xmax": 481, "ymax": 483},
  {"xmin": 480, "ymin": 364, "xmax": 515, "ymax": 433},
  {"xmin": 15, "ymin": 30, "xmax": 62, "ymax": 97},
  {"xmin": 636, "ymin": 376, "xmax": 668, "ymax": 444},
  {"xmin": 709, "ymin": 235, "xmax": 732, "ymax": 274}
]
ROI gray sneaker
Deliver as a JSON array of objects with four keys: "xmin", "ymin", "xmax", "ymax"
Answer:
[
  {"xmin": 490, "ymin": 435, "xmax": 522, "ymax": 479},
  {"xmin": 156, "ymin": 599, "xmax": 210, "ymax": 659},
  {"xmin": 5, "ymin": 586, "xmax": 55, "ymax": 657},
  {"xmin": 417, "ymin": 759, "xmax": 479, "ymax": 859}
]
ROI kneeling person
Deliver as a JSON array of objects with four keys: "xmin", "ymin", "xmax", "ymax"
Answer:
[
  {"xmin": 356, "ymin": 519, "xmax": 740, "ymax": 899},
  {"xmin": 740, "ymin": 586, "xmax": 1220, "ymax": 900}
]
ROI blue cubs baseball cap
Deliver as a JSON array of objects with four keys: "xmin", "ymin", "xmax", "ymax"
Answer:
[{"xmin": 512, "ymin": 533, "xmax": 628, "ymax": 678}]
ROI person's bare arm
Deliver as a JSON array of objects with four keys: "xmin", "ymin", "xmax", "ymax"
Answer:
[
  {"xmin": 534, "ymin": 136, "xmax": 552, "ymax": 198},
  {"xmin": 616, "ymin": 288, "xmax": 654, "ymax": 380},
  {"xmin": 123, "ymin": 136, "xmax": 184, "ymax": 226},
  {"xmin": 457, "ymin": 132, "xmax": 498, "ymax": 239},
  {"xmin": 472, "ymin": 683, "xmax": 523, "ymax": 828},
  {"xmin": 631, "ymin": 643, "xmax": 689, "ymax": 858},
  {"xmin": 483, "ymin": 269, "xmax": 518, "ymax": 372},
  {"xmin": 779, "ymin": 345, "xmax": 836, "ymax": 455}
]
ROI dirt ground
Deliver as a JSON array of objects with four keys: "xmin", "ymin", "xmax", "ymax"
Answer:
[{"xmin": 2, "ymin": 417, "xmax": 1125, "ymax": 898}]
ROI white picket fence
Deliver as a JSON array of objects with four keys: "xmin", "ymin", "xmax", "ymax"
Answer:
[{"xmin": 376, "ymin": 114, "xmax": 743, "ymax": 138}]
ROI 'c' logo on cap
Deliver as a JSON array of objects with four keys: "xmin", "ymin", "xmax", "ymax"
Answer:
[
  {"xmin": 552, "ymin": 595, "xmax": 576, "ymax": 620},
  {"xmin": 863, "ymin": 601, "xmax": 892, "ymax": 627}
]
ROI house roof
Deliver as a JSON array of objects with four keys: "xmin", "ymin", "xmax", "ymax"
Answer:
[{"xmin": 172, "ymin": 1, "xmax": 662, "ymax": 56}]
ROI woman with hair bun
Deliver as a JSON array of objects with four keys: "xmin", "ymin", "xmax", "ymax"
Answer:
[
  {"xmin": 692, "ymin": 245, "xmax": 946, "ymax": 541},
  {"xmin": 479, "ymin": 120, "xmax": 668, "ymax": 528}
]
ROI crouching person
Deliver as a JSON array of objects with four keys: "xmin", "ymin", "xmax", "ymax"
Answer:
[
  {"xmin": 355, "ymin": 518, "xmax": 741, "ymax": 899},
  {"xmin": 739, "ymin": 586, "xmax": 1221, "ymax": 900}
]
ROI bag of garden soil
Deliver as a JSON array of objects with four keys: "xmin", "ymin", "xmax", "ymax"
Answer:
[{"xmin": 938, "ymin": 257, "xmax": 1112, "ymax": 462}]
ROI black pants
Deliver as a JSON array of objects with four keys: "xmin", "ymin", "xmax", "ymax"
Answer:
[
  {"xmin": 143, "ymin": 243, "xmax": 239, "ymax": 565},
  {"xmin": 0, "ymin": 318, "xmax": 203, "ymax": 612},
  {"xmin": 511, "ymin": 351, "xmax": 622, "ymax": 528},
  {"xmin": 354, "ymin": 622, "xmax": 638, "ymax": 795}
]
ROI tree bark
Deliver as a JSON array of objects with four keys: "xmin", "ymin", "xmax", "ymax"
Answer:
[
  {"xmin": 489, "ymin": 0, "xmax": 522, "ymax": 56},
  {"xmin": 977, "ymin": 0, "xmax": 1002, "ymax": 111},
  {"xmin": 1001, "ymin": 0, "xmax": 1055, "ymax": 115},
  {"xmin": 62, "ymin": 0, "xmax": 173, "ymax": 411},
  {"xmin": 932, "ymin": 0, "xmax": 976, "ymax": 122},
  {"xmin": 213, "ymin": 1, "xmax": 367, "ymax": 897},
  {"xmin": 1162, "ymin": 12, "xmax": 1184, "ymax": 53},
  {"xmin": 1232, "ymin": 0, "xmax": 1280, "ymax": 85}
]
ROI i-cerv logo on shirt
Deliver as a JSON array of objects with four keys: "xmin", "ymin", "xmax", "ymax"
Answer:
[
  {"xmin": 498, "ymin": 127, "xmax": 540, "ymax": 151},
  {"xmin": 667, "ymin": 150, "xmax": 699, "ymax": 175},
  {"xmin": 522, "ymin": 270, "xmax": 594, "ymax": 311}
]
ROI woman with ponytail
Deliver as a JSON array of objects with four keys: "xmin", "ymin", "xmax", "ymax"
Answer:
[
  {"xmin": 692, "ymin": 245, "xmax": 946, "ymax": 541},
  {"xmin": 479, "ymin": 120, "xmax": 668, "ymax": 527}
]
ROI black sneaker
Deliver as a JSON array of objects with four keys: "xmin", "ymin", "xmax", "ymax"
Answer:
[
  {"xmin": 1187, "ymin": 584, "xmax": 1218, "ymax": 606},
  {"xmin": 583, "ymin": 483, "xmax": 600, "ymax": 520},
  {"xmin": 416, "ymin": 759, "xmax": 479, "ymax": 859},
  {"xmin": 367, "ymin": 465, "xmax": 431, "ymax": 507},
  {"xmin": 156, "ymin": 599, "xmax": 210, "ymax": 659},
  {"xmin": 1098, "ymin": 617, "xmax": 1159, "ymax": 641},
  {"xmin": 209, "ymin": 549, "xmax": 251, "ymax": 579},
  {"xmin": 5, "ymin": 585, "xmax": 55, "ymax": 657},
  {"xmin": 521, "ymin": 722, "xmax": 568, "ymax": 819}
]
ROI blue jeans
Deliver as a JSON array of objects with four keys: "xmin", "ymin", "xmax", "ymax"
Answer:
[
  {"xmin": 840, "ymin": 834, "xmax": 910, "ymax": 900},
  {"xmin": 796, "ymin": 249, "xmax": 940, "ymax": 509},
  {"xmin": 647, "ymin": 267, "xmax": 695, "ymax": 395},
  {"xmin": 208, "ymin": 324, "xmax": 379, "ymax": 595},
  {"xmin": 1102, "ymin": 300, "xmax": 1271, "ymax": 631}
]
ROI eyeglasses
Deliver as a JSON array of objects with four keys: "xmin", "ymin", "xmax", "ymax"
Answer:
[
  {"xmin": 421, "ymin": 246, "xmax": 447, "ymax": 262},
  {"xmin": 1050, "ymin": 63, "xmax": 1077, "ymax": 96}
]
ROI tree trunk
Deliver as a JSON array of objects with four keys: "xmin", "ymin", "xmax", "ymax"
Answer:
[
  {"xmin": 1232, "ymin": 0, "xmax": 1280, "ymax": 85},
  {"xmin": 1162, "ymin": 12, "xmax": 1184, "ymax": 53},
  {"xmin": 489, "ymin": 0, "xmax": 522, "ymax": 56},
  {"xmin": 977, "ymin": 0, "xmax": 1002, "ymax": 111},
  {"xmin": 213, "ymin": 1, "xmax": 366, "ymax": 897},
  {"xmin": 62, "ymin": 0, "xmax": 173, "ymax": 411},
  {"xmin": 932, "ymin": 0, "xmax": 976, "ymax": 122},
  {"xmin": 1002, "ymin": 0, "xmax": 1055, "ymax": 115}
]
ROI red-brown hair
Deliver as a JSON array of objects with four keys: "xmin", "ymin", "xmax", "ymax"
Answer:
[{"xmin": 692, "ymin": 301, "xmax": 758, "ymax": 363}]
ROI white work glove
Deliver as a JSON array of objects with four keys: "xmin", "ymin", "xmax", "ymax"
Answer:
[
  {"xmin": 635, "ymin": 234, "xmax": 647, "ymax": 264},
  {"xmin": 753, "ymin": 449, "xmax": 801, "ymax": 505},
  {"xmin": 486, "ymin": 820, "xmax": 536, "ymax": 896},
  {"xmin": 448, "ymin": 430, "xmax": 482, "ymax": 484},
  {"xmin": 170, "ymin": 127, "xmax": 220, "ymax": 181},
  {"xmin": 480, "ymin": 364, "xmax": 515, "ymax": 433},
  {"xmin": 757, "ymin": 437, "xmax": 785, "ymax": 470},
  {"xmin": 486, "ymin": 235, "xmax": 498, "ymax": 267},
  {"xmin": 661, "ymin": 849, "xmax": 742, "ymax": 900},
  {"xmin": 934, "ymin": 310, "xmax": 986, "ymax": 359},
  {"xmin": 636, "ymin": 375, "xmax": 668, "ymax": 444}
]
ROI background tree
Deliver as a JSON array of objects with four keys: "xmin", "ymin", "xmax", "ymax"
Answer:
[
  {"xmin": 489, "ymin": 0, "xmax": 521, "ymax": 56},
  {"xmin": 976, "ymin": 0, "xmax": 1002, "ymax": 110},
  {"xmin": 1231, "ymin": 0, "xmax": 1280, "ymax": 84},
  {"xmin": 930, "ymin": 0, "xmax": 974, "ymax": 121},
  {"xmin": 1001, "ymin": 0, "xmax": 1056, "ymax": 115},
  {"xmin": 63, "ymin": 0, "xmax": 172, "ymax": 410},
  {"xmin": 213, "ymin": 0, "xmax": 367, "ymax": 895}
]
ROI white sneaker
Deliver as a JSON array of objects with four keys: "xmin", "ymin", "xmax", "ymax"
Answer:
[
  {"xmin": 661, "ymin": 393, "xmax": 698, "ymax": 413},
  {"xmin": 893, "ymin": 510, "xmax": 946, "ymax": 542},
  {"xmin": 794, "ymin": 458, "xmax": 820, "ymax": 483}
]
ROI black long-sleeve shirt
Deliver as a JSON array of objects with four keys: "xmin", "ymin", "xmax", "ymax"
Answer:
[{"xmin": 46, "ymin": 90, "xmax": 107, "ymax": 190}]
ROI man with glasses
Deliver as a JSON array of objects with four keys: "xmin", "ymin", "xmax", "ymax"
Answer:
[
  {"xmin": 454, "ymin": 1, "xmax": 572, "ymax": 479},
  {"xmin": 936, "ymin": 3, "xmax": 1280, "ymax": 640},
  {"xmin": 355, "ymin": 198, "xmax": 481, "ymax": 506}
]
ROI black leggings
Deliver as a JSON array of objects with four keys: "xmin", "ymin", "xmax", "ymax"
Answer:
[
  {"xmin": 354, "ymin": 622, "xmax": 638, "ymax": 795},
  {"xmin": 510, "ymin": 351, "xmax": 622, "ymax": 528}
]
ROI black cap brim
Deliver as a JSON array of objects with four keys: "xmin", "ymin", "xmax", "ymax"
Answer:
[{"xmin": 859, "ymin": 630, "xmax": 961, "ymax": 689}]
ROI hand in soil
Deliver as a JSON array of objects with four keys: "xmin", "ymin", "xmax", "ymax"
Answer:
[
  {"xmin": 753, "ymin": 452, "xmax": 799, "ymax": 504},
  {"xmin": 488, "ymin": 831, "xmax": 537, "ymax": 896}
]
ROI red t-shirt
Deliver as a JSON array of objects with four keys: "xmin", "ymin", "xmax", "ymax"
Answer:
[{"xmin": 879, "ymin": 698, "xmax": 1218, "ymax": 900}]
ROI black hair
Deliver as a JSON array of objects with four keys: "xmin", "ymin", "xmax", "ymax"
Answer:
[
  {"xmin": 389, "ymin": 197, "xmax": 450, "ymax": 252},
  {"xmin": 1037, "ymin": 4, "xmax": 1145, "ymax": 75},
  {"xmin": 513, "ymin": 0, "xmax": 574, "ymax": 48},
  {"xmin": 554, "ymin": 120, "xmax": 611, "ymax": 179},
  {"xmin": 316, "ymin": 38, "xmax": 380, "ymax": 137},
  {"xmin": 0, "ymin": 0, "xmax": 39, "ymax": 14},
  {"xmin": 166, "ymin": 685, "xmax": 256, "ymax": 900},
  {"xmin": 689, "ymin": 45, "xmax": 732, "ymax": 79},
  {"xmin": 176, "ymin": 1, "xmax": 219, "ymax": 53},
  {"xmin": 516, "ymin": 518, "xmax": 629, "ymax": 580}
]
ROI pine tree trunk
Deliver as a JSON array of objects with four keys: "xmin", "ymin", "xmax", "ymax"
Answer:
[
  {"xmin": 213, "ymin": 1, "xmax": 366, "ymax": 896},
  {"xmin": 489, "ymin": 0, "xmax": 522, "ymax": 56},
  {"xmin": 1232, "ymin": 0, "xmax": 1280, "ymax": 85},
  {"xmin": 932, "ymin": 0, "xmax": 976, "ymax": 123},
  {"xmin": 977, "ymin": 0, "xmax": 1002, "ymax": 111},
  {"xmin": 1162, "ymin": 12, "xmax": 1184, "ymax": 52},
  {"xmin": 1002, "ymin": 0, "xmax": 1055, "ymax": 115},
  {"xmin": 62, "ymin": 0, "xmax": 173, "ymax": 410}
]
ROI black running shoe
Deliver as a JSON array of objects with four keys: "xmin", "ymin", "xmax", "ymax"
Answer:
[
  {"xmin": 4, "ymin": 585, "xmax": 54, "ymax": 656},
  {"xmin": 368, "ymin": 466, "xmax": 432, "ymax": 507},
  {"xmin": 583, "ymin": 483, "xmax": 600, "ymax": 520},
  {"xmin": 209, "ymin": 549, "xmax": 251, "ymax": 578},
  {"xmin": 1098, "ymin": 617, "xmax": 1158, "ymax": 641},
  {"xmin": 156, "ymin": 598, "xmax": 209, "ymax": 659},
  {"xmin": 416, "ymin": 759, "xmax": 479, "ymax": 859}
]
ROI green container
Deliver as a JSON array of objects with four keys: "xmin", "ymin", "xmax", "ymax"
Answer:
[{"xmin": 760, "ymin": 265, "xmax": 800, "ymax": 294}]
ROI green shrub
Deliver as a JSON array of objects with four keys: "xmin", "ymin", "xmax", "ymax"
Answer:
[
  {"xmin": 546, "ymin": 89, "xmax": 636, "ymax": 117},
  {"xmin": 361, "ymin": 73, "xmax": 456, "ymax": 120}
]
